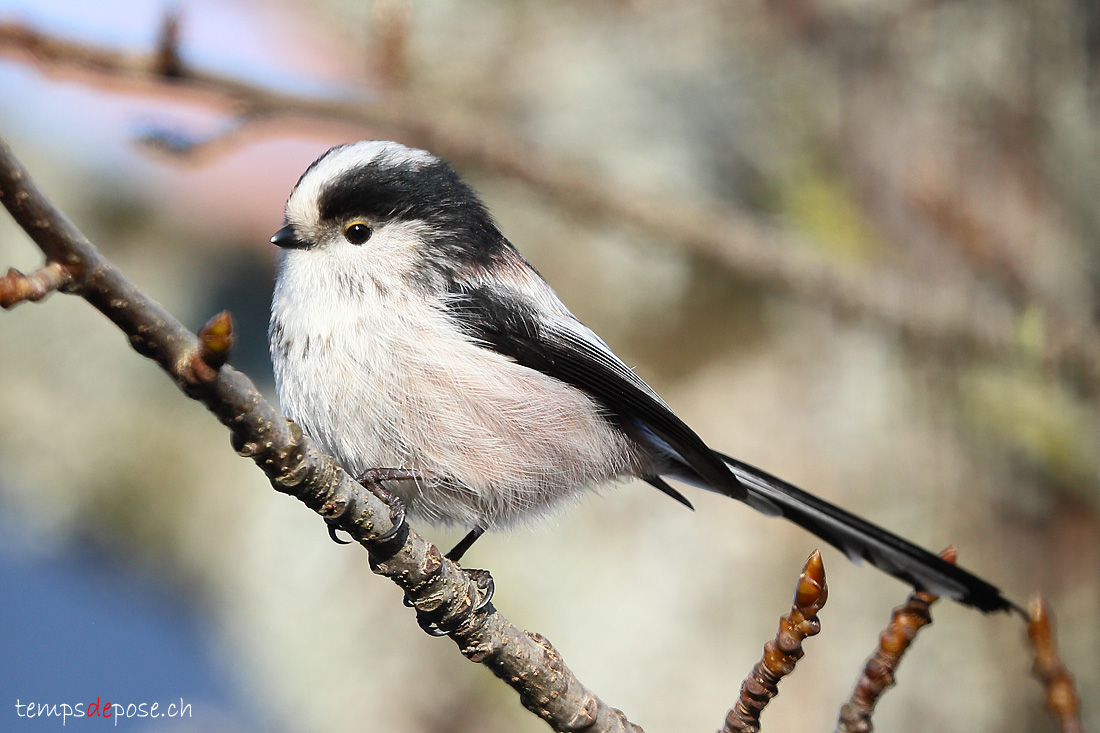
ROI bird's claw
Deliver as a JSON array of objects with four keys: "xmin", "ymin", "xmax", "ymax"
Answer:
[
  {"xmin": 372, "ymin": 499, "xmax": 407, "ymax": 543},
  {"xmin": 356, "ymin": 467, "xmax": 422, "ymax": 485},
  {"xmin": 323, "ymin": 501, "xmax": 405, "ymax": 545},
  {"xmin": 464, "ymin": 568, "xmax": 495, "ymax": 611},
  {"xmin": 402, "ymin": 567, "xmax": 495, "ymax": 636},
  {"xmin": 414, "ymin": 612, "xmax": 450, "ymax": 636},
  {"xmin": 325, "ymin": 518, "xmax": 352, "ymax": 545}
]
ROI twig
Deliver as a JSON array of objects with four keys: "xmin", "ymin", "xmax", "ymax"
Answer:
[
  {"xmin": 153, "ymin": 10, "xmax": 183, "ymax": 78},
  {"xmin": 0, "ymin": 261, "xmax": 72, "ymax": 308},
  {"xmin": 721, "ymin": 549, "xmax": 828, "ymax": 733},
  {"xmin": 371, "ymin": 0, "xmax": 411, "ymax": 89},
  {"xmin": 1027, "ymin": 594, "xmax": 1085, "ymax": 733},
  {"xmin": 2, "ymin": 21, "xmax": 1099, "ymax": 392},
  {"xmin": 134, "ymin": 114, "xmax": 266, "ymax": 164},
  {"xmin": 0, "ymin": 136, "xmax": 642, "ymax": 733},
  {"xmin": 835, "ymin": 545, "xmax": 955, "ymax": 733}
]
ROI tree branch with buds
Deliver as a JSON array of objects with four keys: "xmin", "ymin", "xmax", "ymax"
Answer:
[
  {"xmin": 722, "ymin": 550, "xmax": 829, "ymax": 733},
  {"xmin": 836, "ymin": 546, "xmax": 955, "ymax": 733},
  {"xmin": 1027, "ymin": 595, "xmax": 1085, "ymax": 733}
]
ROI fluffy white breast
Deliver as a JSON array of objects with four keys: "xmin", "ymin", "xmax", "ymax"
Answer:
[{"xmin": 269, "ymin": 233, "xmax": 647, "ymax": 529}]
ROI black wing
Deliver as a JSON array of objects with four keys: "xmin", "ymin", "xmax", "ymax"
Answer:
[{"xmin": 444, "ymin": 283, "xmax": 747, "ymax": 502}]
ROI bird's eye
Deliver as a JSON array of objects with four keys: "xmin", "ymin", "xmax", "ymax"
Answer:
[{"xmin": 343, "ymin": 222, "xmax": 372, "ymax": 245}]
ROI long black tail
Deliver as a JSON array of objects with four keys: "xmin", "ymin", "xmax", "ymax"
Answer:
[{"xmin": 671, "ymin": 451, "xmax": 1022, "ymax": 615}]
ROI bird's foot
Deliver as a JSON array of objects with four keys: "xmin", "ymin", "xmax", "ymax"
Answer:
[
  {"xmin": 325, "ymin": 518, "xmax": 353, "ymax": 545},
  {"xmin": 356, "ymin": 467, "xmax": 425, "ymax": 485},
  {"xmin": 445, "ymin": 526, "xmax": 485, "ymax": 563},
  {"xmin": 402, "ymin": 566, "xmax": 495, "ymax": 636},
  {"xmin": 323, "ymin": 467, "xmax": 415, "ymax": 545},
  {"xmin": 463, "ymin": 567, "xmax": 495, "ymax": 611}
]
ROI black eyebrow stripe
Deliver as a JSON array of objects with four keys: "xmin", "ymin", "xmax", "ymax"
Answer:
[
  {"xmin": 319, "ymin": 158, "xmax": 484, "ymax": 226},
  {"xmin": 317, "ymin": 155, "xmax": 513, "ymax": 276}
]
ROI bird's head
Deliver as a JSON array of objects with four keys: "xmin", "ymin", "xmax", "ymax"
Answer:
[{"xmin": 271, "ymin": 140, "xmax": 504, "ymax": 288}]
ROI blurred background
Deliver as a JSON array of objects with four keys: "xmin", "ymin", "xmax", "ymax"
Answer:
[{"xmin": 1, "ymin": 0, "xmax": 1097, "ymax": 731}]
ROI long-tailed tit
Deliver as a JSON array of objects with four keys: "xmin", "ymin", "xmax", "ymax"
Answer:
[{"xmin": 269, "ymin": 140, "xmax": 1018, "ymax": 614}]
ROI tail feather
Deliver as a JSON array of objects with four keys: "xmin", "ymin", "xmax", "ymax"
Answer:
[{"xmin": 662, "ymin": 450, "xmax": 1021, "ymax": 615}]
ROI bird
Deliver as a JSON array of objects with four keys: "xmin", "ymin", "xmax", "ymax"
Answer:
[{"xmin": 268, "ymin": 139, "xmax": 1019, "ymax": 615}]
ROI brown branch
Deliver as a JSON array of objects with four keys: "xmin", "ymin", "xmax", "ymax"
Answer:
[
  {"xmin": 836, "ymin": 545, "xmax": 956, "ymax": 733},
  {"xmin": 2, "ymin": 20, "xmax": 1099, "ymax": 392},
  {"xmin": 0, "ymin": 261, "xmax": 72, "ymax": 308},
  {"xmin": 721, "ymin": 549, "xmax": 829, "ymax": 733},
  {"xmin": 1027, "ymin": 594, "xmax": 1085, "ymax": 733},
  {"xmin": 0, "ymin": 136, "xmax": 643, "ymax": 733}
]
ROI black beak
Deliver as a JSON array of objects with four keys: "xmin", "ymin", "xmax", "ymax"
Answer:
[{"xmin": 270, "ymin": 224, "xmax": 310, "ymax": 249}]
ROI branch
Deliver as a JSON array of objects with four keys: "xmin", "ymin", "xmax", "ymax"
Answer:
[
  {"xmin": 1027, "ymin": 594, "xmax": 1085, "ymax": 733},
  {"xmin": 134, "ymin": 114, "xmax": 268, "ymax": 165},
  {"xmin": 835, "ymin": 545, "xmax": 955, "ymax": 732},
  {"xmin": 3, "ymin": 20, "xmax": 1099, "ymax": 392},
  {"xmin": 0, "ymin": 136, "xmax": 642, "ymax": 733},
  {"xmin": 721, "ymin": 549, "xmax": 829, "ymax": 733}
]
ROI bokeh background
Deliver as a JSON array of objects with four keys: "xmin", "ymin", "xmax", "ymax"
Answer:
[{"xmin": 1, "ymin": 1, "xmax": 1098, "ymax": 731}]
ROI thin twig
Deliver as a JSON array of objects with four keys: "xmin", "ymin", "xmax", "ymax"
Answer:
[
  {"xmin": 721, "ymin": 549, "xmax": 829, "ymax": 733},
  {"xmin": 153, "ymin": 10, "xmax": 183, "ymax": 78},
  {"xmin": 2, "ymin": 21, "xmax": 1099, "ymax": 392},
  {"xmin": 1027, "ymin": 594, "xmax": 1085, "ymax": 733},
  {"xmin": 371, "ymin": 0, "xmax": 411, "ymax": 89},
  {"xmin": 0, "ymin": 261, "xmax": 72, "ymax": 308},
  {"xmin": 0, "ymin": 136, "xmax": 642, "ymax": 733},
  {"xmin": 134, "ymin": 114, "xmax": 268, "ymax": 165},
  {"xmin": 836, "ymin": 545, "xmax": 956, "ymax": 732}
]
